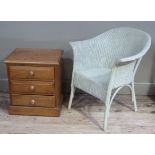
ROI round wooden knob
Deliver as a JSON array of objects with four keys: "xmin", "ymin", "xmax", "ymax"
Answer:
[
  {"xmin": 30, "ymin": 99, "xmax": 36, "ymax": 105},
  {"xmin": 30, "ymin": 85, "xmax": 35, "ymax": 91},
  {"xmin": 29, "ymin": 71, "xmax": 34, "ymax": 76}
]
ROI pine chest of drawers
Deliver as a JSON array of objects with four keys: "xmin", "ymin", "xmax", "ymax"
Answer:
[{"xmin": 4, "ymin": 48, "xmax": 63, "ymax": 117}]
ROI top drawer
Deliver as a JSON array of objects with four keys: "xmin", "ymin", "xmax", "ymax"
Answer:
[{"xmin": 9, "ymin": 66, "xmax": 54, "ymax": 81}]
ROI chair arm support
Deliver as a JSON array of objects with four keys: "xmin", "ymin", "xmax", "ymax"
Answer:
[{"xmin": 110, "ymin": 60, "xmax": 137, "ymax": 89}]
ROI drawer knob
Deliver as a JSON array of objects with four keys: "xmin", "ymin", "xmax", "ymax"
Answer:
[
  {"xmin": 30, "ymin": 85, "xmax": 35, "ymax": 91},
  {"xmin": 30, "ymin": 99, "xmax": 36, "ymax": 105},
  {"xmin": 29, "ymin": 71, "xmax": 34, "ymax": 76}
]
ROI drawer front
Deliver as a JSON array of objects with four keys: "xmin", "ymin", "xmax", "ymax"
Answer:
[
  {"xmin": 11, "ymin": 95, "xmax": 56, "ymax": 107},
  {"xmin": 9, "ymin": 66, "xmax": 54, "ymax": 81},
  {"xmin": 9, "ymin": 106, "xmax": 61, "ymax": 117},
  {"xmin": 11, "ymin": 81, "xmax": 54, "ymax": 95}
]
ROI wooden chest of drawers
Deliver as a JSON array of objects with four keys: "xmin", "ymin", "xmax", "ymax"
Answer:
[{"xmin": 4, "ymin": 48, "xmax": 63, "ymax": 117}]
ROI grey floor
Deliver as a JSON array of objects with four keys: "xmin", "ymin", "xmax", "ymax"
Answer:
[{"xmin": 0, "ymin": 93, "xmax": 155, "ymax": 133}]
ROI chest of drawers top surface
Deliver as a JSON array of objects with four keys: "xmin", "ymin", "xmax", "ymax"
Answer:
[{"xmin": 4, "ymin": 48, "xmax": 62, "ymax": 65}]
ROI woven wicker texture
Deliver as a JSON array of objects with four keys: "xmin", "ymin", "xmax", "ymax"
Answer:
[{"xmin": 69, "ymin": 27, "xmax": 151, "ymax": 129}]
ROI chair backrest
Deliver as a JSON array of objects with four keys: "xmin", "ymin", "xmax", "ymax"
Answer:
[{"xmin": 70, "ymin": 27, "xmax": 151, "ymax": 71}]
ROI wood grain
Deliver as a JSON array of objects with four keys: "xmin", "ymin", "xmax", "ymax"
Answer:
[
  {"xmin": 11, "ymin": 81, "xmax": 54, "ymax": 95},
  {"xmin": 4, "ymin": 48, "xmax": 62, "ymax": 65},
  {"xmin": 4, "ymin": 48, "xmax": 63, "ymax": 117},
  {"xmin": 11, "ymin": 95, "xmax": 56, "ymax": 107},
  {"xmin": 9, "ymin": 106, "xmax": 61, "ymax": 117},
  {"xmin": 9, "ymin": 66, "xmax": 54, "ymax": 81}
]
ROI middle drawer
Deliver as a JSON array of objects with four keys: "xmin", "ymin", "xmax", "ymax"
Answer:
[{"xmin": 11, "ymin": 81, "xmax": 54, "ymax": 95}]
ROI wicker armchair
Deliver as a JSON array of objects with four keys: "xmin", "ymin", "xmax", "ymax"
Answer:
[{"xmin": 68, "ymin": 27, "xmax": 151, "ymax": 130}]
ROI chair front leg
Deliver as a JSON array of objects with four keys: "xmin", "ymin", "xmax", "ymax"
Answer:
[
  {"xmin": 104, "ymin": 104, "xmax": 110, "ymax": 130},
  {"xmin": 68, "ymin": 85, "xmax": 76, "ymax": 110},
  {"xmin": 103, "ymin": 89, "xmax": 112, "ymax": 130},
  {"xmin": 131, "ymin": 82, "xmax": 137, "ymax": 112}
]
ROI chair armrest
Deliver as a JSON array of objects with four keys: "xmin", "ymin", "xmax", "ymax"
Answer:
[
  {"xmin": 116, "ymin": 54, "xmax": 142, "ymax": 66},
  {"xmin": 116, "ymin": 38, "xmax": 151, "ymax": 66}
]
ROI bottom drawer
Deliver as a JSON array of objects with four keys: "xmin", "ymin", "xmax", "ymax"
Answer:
[
  {"xmin": 9, "ymin": 106, "xmax": 61, "ymax": 117},
  {"xmin": 11, "ymin": 95, "xmax": 56, "ymax": 108}
]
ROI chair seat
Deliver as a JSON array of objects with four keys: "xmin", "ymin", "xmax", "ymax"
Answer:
[{"xmin": 74, "ymin": 68, "xmax": 111, "ymax": 100}]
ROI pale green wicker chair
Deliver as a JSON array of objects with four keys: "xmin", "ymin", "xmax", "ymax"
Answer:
[{"xmin": 68, "ymin": 27, "xmax": 151, "ymax": 130}]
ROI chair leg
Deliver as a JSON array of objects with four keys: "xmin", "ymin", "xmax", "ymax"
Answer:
[
  {"xmin": 68, "ymin": 85, "xmax": 76, "ymax": 110},
  {"xmin": 104, "ymin": 104, "xmax": 110, "ymax": 130},
  {"xmin": 103, "ymin": 90, "xmax": 112, "ymax": 130},
  {"xmin": 131, "ymin": 82, "xmax": 137, "ymax": 112}
]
